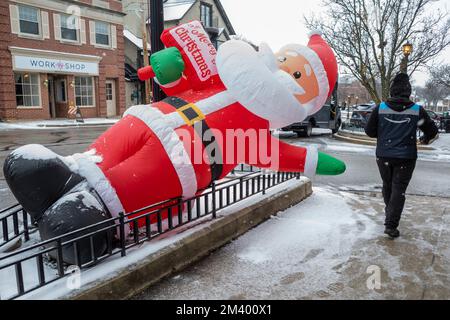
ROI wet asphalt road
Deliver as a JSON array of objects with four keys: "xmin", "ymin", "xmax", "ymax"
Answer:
[
  {"xmin": 0, "ymin": 126, "xmax": 108, "ymax": 208},
  {"xmin": 1, "ymin": 127, "xmax": 449, "ymax": 209}
]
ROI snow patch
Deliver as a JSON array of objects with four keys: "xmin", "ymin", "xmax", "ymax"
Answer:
[{"xmin": 12, "ymin": 144, "xmax": 59, "ymax": 161}]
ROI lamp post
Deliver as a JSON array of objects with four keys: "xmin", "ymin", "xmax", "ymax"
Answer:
[{"xmin": 400, "ymin": 41, "xmax": 413, "ymax": 74}]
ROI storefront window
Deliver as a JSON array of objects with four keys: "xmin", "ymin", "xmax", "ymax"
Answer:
[
  {"xmin": 60, "ymin": 14, "xmax": 78, "ymax": 42},
  {"xmin": 95, "ymin": 21, "xmax": 110, "ymax": 46},
  {"xmin": 18, "ymin": 5, "xmax": 40, "ymax": 36},
  {"xmin": 15, "ymin": 73, "xmax": 40, "ymax": 108},
  {"xmin": 75, "ymin": 77, "xmax": 94, "ymax": 107}
]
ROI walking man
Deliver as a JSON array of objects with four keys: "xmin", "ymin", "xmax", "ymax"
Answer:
[{"xmin": 365, "ymin": 73, "xmax": 438, "ymax": 238}]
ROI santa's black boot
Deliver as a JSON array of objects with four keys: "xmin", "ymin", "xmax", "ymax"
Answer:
[
  {"xmin": 3, "ymin": 145, "xmax": 114, "ymax": 264},
  {"xmin": 39, "ymin": 182, "xmax": 114, "ymax": 265},
  {"xmin": 3, "ymin": 144, "xmax": 83, "ymax": 222}
]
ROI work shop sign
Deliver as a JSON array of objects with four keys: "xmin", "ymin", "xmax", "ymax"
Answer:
[{"xmin": 13, "ymin": 55, "xmax": 99, "ymax": 75}]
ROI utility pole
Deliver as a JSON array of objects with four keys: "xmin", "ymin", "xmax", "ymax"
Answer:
[
  {"xmin": 148, "ymin": 0, "xmax": 165, "ymax": 102},
  {"xmin": 141, "ymin": 0, "xmax": 151, "ymax": 104}
]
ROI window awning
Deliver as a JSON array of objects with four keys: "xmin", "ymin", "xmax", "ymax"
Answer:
[{"xmin": 125, "ymin": 63, "xmax": 139, "ymax": 82}]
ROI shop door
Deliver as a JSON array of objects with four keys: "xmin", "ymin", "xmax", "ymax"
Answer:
[
  {"xmin": 48, "ymin": 76, "xmax": 56, "ymax": 118},
  {"xmin": 106, "ymin": 80, "xmax": 117, "ymax": 117}
]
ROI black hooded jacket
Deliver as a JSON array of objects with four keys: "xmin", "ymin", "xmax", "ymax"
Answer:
[{"xmin": 365, "ymin": 97, "xmax": 438, "ymax": 159}]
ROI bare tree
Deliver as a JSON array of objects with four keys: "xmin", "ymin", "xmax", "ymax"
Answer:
[
  {"xmin": 430, "ymin": 64, "xmax": 450, "ymax": 89},
  {"xmin": 416, "ymin": 80, "xmax": 449, "ymax": 109},
  {"xmin": 305, "ymin": 0, "xmax": 450, "ymax": 103}
]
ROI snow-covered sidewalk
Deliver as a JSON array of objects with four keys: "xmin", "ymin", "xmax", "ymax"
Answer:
[
  {"xmin": 0, "ymin": 118, "xmax": 119, "ymax": 130},
  {"xmin": 135, "ymin": 187, "xmax": 450, "ymax": 300}
]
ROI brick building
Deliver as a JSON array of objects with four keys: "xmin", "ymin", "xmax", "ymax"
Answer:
[{"xmin": 0, "ymin": 0, "xmax": 126, "ymax": 121}]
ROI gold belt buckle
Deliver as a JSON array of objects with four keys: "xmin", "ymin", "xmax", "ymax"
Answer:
[{"xmin": 177, "ymin": 103, "xmax": 205, "ymax": 126}]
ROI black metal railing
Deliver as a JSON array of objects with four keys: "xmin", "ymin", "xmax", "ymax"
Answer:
[
  {"xmin": 0, "ymin": 170, "xmax": 301, "ymax": 300},
  {"xmin": 0, "ymin": 204, "xmax": 31, "ymax": 250}
]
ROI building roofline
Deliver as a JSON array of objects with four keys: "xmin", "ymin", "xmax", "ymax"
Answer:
[
  {"xmin": 56, "ymin": 0, "xmax": 126, "ymax": 17},
  {"xmin": 213, "ymin": 0, "xmax": 235, "ymax": 35},
  {"xmin": 159, "ymin": 0, "xmax": 235, "ymax": 35}
]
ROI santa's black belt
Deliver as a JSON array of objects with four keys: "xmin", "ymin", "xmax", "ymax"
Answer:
[{"xmin": 163, "ymin": 96, "xmax": 223, "ymax": 183}]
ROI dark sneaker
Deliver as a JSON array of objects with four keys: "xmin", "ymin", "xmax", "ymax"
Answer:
[{"xmin": 384, "ymin": 228, "xmax": 400, "ymax": 239}]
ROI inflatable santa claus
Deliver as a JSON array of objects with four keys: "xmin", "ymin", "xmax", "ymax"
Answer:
[{"xmin": 3, "ymin": 21, "xmax": 345, "ymax": 264}]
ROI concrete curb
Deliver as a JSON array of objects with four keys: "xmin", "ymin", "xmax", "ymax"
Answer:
[
  {"xmin": 335, "ymin": 132, "xmax": 435, "ymax": 151},
  {"xmin": 66, "ymin": 179, "xmax": 312, "ymax": 300},
  {"xmin": 36, "ymin": 123, "xmax": 117, "ymax": 128}
]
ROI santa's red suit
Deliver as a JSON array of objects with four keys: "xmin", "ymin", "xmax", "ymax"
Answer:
[{"xmin": 73, "ymin": 21, "xmax": 340, "ymax": 223}]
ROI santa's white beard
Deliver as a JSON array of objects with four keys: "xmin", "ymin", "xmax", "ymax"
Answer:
[{"xmin": 258, "ymin": 43, "xmax": 321, "ymax": 116}]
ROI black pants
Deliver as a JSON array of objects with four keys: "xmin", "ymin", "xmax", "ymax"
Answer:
[{"xmin": 376, "ymin": 157, "xmax": 416, "ymax": 229}]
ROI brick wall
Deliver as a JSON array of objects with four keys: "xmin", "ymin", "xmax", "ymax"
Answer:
[
  {"xmin": 0, "ymin": 1, "xmax": 16, "ymax": 120},
  {"xmin": 0, "ymin": 0, "xmax": 125, "ymax": 120}
]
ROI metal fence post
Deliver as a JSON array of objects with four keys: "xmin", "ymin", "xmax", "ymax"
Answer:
[
  {"xmin": 212, "ymin": 182, "xmax": 217, "ymax": 219},
  {"xmin": 56, "ymin": 239, "xmax": 64, "ymax": 277},
  {"xmin": 262, "ymin": 174, "xmax": 266, "ymax": 195},
  {"xmin": 22, "ymin": 210, "xmax": 29, "ymax": 241},
  {"xmin": 240, "ymin": 177, "xmax": 244, "ymax": 200},
  {"xmin": 119, "ymin": 212, "xmax": 127, "ymax": 257}
]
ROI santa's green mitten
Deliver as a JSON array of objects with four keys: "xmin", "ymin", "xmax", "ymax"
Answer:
[
  {"xmin": 316, "ymin": 152, "xmax": 346, "ymax": 175},
  {"xmin": 150, "ymin": 47, "xmax": 185, "ymax": 85}
]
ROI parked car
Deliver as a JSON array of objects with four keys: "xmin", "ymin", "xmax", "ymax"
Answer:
[
  {"xmin": 441, "ymin": 111, "xmax": 450, "ymax": 133},
  {"xmin": 426, "ymin": 110, "xmax": 442, "ymax": 129},
  {"xmin": 350, "ymin": 103, "xmax": 377, "ymax": 127},
  {"xmin": 281, "ymin": 83, "xmax": 342, "ymax": 137}
]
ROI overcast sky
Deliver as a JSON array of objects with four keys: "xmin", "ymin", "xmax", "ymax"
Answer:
[{"xmin": 221, "ymin": 0, "xmax": 450, "ymax": 87}]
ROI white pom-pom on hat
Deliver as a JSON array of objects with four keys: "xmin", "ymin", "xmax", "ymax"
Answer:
[{"xmin": 308, "ymin": 29, "xmax": 323, "ymax": 37}]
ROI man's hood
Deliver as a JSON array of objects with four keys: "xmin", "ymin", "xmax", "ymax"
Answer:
[{"xmin": 386, "ymin": 97, "xmax": 416, "ymax": 112}]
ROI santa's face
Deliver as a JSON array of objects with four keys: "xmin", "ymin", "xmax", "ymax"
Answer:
[{"xmin": 276, "ymin": 49, "xmax": 320, "ymax": 105}]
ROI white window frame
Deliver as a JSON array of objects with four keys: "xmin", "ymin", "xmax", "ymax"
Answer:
[
  {"xmin": 200, "ymin": 2, "xmax": 213, "ymax": 28},
  {"xmin": 60, "ymin": 13, "xmax": 80, "ymax": 44},
  {"xmin": 106, "ymin": 81, "xmax": 113, "ymax": 101},
  {"xmin": 74, "ymin": 76, "xmax": 95, "ymax": 108},
  {"xmin": 94, "ymin": 21, "xmax": 111, "ymax": 48},
  {"xmin": 15, "ymin": 72, "xmax": 42, "ymax": 109},
  {"xmin": 17, "ymin": 5, "xmax": 42, "ymax": 39}
]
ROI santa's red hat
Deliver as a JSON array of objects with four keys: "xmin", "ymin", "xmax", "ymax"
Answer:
[
  {"xmin": 279, "ymin": 31, "xmax": 338, "ymax": 114},
  {"xmin": 307, "ymin": 31, "xmax": 338, "ymax": 98}
]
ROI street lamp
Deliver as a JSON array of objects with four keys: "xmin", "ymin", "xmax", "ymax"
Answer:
[{"xmin": 400, "ymin": 41, "xmax": 413, "ymax": 73}]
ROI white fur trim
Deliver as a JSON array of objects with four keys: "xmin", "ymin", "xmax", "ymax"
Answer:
[
  {"xmin": 303, "ymin": 146, "xmax": 318, "ymax": 178},
  {"xmin": 279, "ymin": 44, "xmax": 330, "ymax": 116},
  {"xmin": 124, "ymin": 105, "xmax": 198, "ymax": 199},
  {"xmin": 64, "ymin": 151, "xmax": 128, "ymax": 234},
  {"xmin": 308, "ymin": 30, "xmax": 323, "ymax": 37},
  {"xmin": 164, "ymin": 91, "xmax": 237, "ymax": 128},
  {"xmin": 217, "ymin": 40, "xmax": 307, "ymax": 129},
  {"xmin": 156, "ymin": 77, "xmax": 182, "ymax": 89}
]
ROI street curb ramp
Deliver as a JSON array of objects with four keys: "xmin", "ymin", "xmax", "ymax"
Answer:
[{"xmin": 66, "ymin": 179, "xmax": 313, "ymax": 300}]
